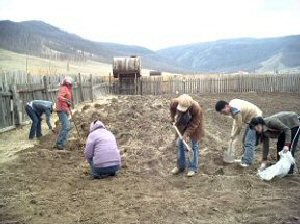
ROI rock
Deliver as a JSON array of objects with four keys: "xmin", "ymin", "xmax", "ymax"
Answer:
[{"xmin": 30, "ymin": 199, "xmax": 37, "ymax": 204}]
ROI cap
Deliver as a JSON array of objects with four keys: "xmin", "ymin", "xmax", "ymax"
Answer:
[{"xmin": 176, "ymin": 94, "xmax": 192, "ymax": 112}]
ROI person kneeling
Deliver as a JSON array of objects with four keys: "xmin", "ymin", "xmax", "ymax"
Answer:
[{"xmin": 84, "ymin": 120, "xmax": 121, "ymax": 179}]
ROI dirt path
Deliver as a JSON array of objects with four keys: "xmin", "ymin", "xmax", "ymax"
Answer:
[{"xmin": 1, "ymin": 93, "xmax": 300, "ymax": 224}]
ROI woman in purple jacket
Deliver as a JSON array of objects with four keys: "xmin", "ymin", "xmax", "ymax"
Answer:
[{"xmin": 84, "ymin": 120, "xmax": 121, "ymax": 179}]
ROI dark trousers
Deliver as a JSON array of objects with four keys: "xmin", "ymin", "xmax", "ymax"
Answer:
[
  {"xmin": 25, "ymin": 105, "xmax": 42, "ymax": 139},
  {"xmin": 88, "ymin": 160, "xmax": 120, "ymax": 179},
  {"xmin": 277, "ymin": 126, "xmax": 300, "ymax": 174}
]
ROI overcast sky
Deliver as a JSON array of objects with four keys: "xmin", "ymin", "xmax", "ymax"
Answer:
[{"xmin": 0, "ymin": 0, "xmax": 299, "ymax": 50}]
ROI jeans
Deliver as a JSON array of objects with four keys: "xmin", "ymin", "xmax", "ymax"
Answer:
[
  {"xmin": 177, "ymin": 139, "xmax": 199, "ymax": 172},
  {"xmin": 56, "ymin": 111, "xmax": 70, "ymax": 148},
  {"xmin": 88, "ymin": 160, "xmax": 120, "ymax": 179},
  {"xmin": 241, "ymin": 125, "xmax": 257, "ymax": 165},
  {"xmin": 25, "ymin": 105, "xmax": 42, "ymax": 139},
  {"xmin": 277, "ymin": 126, "xmax": 300, "ymax": 174}
]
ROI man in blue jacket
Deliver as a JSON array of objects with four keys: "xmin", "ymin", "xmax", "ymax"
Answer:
[{"xmin": 25, "ymin": 100, "xmax": 54, "ymax": 139}]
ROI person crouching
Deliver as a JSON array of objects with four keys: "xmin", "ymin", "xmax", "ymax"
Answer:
[
  {"xmin": 249, "ymin": 111, "xmax": 300, "ymax": 174},
  {"xmin": 84, "ymin": 120, "xmax": 121, "ymax": 179}
]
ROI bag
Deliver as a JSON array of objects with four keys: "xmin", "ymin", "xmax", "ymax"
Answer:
[{"xmin": 258, "ymin": 150, "xmax": 295, "ymax": 181}]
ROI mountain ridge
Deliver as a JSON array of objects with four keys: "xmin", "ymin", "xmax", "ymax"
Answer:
[{"xmin": 0, "ymin": 20, "xmax": 299, "ymax": 73}]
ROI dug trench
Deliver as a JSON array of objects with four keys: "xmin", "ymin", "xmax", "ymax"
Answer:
[{"xmin": 0, "ymin": 93, "xmax": 300, "ymax": 224}]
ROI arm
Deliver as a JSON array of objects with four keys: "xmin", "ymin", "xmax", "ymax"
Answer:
[
  {"xmin": 262, "ymin": 136, "xmax": 270, "ymax": 161},
  {"xmin": 184, "ymin": 105, "xmax": 202, "ymax": 138},
  {"xmin": 44, "ymin": 109, "xmax": 53, "ymax": 130},
  {"xmin": 230, "ymin": 113, "xmax": 243, "ymax": 140},
  {"xmin": 84, "ymin": 135, "xmax": 95, "ymax": 163}
]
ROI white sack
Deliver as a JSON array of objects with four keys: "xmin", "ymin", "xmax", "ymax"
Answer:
[{"xmin": 258, "ymin": 150, "xmax": 295, "ymax": 181}]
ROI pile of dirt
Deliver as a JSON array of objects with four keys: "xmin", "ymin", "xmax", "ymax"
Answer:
[{"xmin": 71, "ymin": 95, "xmax": 175, "ymax": 176}]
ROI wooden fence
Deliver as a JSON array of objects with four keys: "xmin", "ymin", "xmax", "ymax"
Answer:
[
  {"xmin": 1, "ymin": 72, "xmax": 300, "ymax": 131},
  {"xmin": 0, "ymin": 72, "xmax": 110, "ymax": 131},
  {"xmin": 135, "ymin": 73, "xmax": 300, "ymax": 95}
]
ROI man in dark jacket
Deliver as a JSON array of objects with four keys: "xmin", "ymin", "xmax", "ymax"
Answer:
[
  {"xmin": 249, "ymin": 111, "xmax": 300, "ymax": 174},
  {"xmin": 170, "ymin": 94, "xmax": 204, "ymax": 177},
  {"xmin": 25, "ymin": 100, "xmax": 54, "ymax": 139}
]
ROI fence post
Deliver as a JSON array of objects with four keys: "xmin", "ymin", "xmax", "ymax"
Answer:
[
  {"xmin": 90, "ymin": 74, "xmax": 94, "ymax": 102},
  {"xmin": 11, "ymin": 84, "xmax": 22, "ymax": 125},
  {"xmin": 78, "ymin": 73, "xmax": 84, "ymax": 102},
  {"xmin": 43, "ymin": 75, "xmax": 49, "ymax": 100},
  {"xmin": 109, "ymin": 73, "xmax": 112, "ymax": 94},
  {"xmin": 134, "ymin": 73, "xmax": 137, "ymax": 95},
  {"xmin": 139, "ymin": 77, "xmax": 143, "ymax": 95}
]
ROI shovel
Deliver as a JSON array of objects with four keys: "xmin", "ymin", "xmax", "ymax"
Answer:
[
  {"xmin": 172, "ymin": 124, "xmax": 194, "ymax": 161},
  {"xmin": 69, "ymin": 114, "xmax": 85, "ymax": 150},
  {"xmin": 223, "ymin": 139, "xmax": 236, "ymax": 163}
]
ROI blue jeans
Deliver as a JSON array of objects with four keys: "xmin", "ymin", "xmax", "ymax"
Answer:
[
  {"xmin": 88, "ymin": 160, "xmax": 120, "ymax": 179},
  {"xmin": 241, "ymin": 125, "xmax": 257, "ymax": 165},
  {"xmin": 177, "ymin": 139, "xmax": 199, "ymax": 172},
  {"xmin": 56, "ymin": 111, "xmax": 70, "ymax": 148},
  {"xmin": 25, "ymin": 105, "xmax": 42, "ymax": 139}
]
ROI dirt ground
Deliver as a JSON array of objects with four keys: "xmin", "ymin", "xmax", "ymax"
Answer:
[{"xmin": 0, "ymin": 92, "xmax": 300, "ymax": 224}]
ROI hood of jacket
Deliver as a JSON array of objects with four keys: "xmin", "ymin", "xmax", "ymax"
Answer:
[{"xmin": 89, "ymin": 120, "xmax": 106, "ymax": 133}]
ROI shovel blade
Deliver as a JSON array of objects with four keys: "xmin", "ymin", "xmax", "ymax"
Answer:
[{"xmin": 223, "ymin": 150, "xmax": 235, "ymax": 163}]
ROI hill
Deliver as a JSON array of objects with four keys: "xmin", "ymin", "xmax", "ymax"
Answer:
[
  {"xmin": 0, "ymin": 20, "xmax": 184, "ymax": 73},
  {"xmin": 157, "ymin": 36, "xmax": 300, "ymax": 73},
  {"xmin": 1, "ymin": 20, "xmax": 300, "ymax": 73}
]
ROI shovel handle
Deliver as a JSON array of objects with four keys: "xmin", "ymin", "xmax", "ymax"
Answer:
[{"xmin": 173, "ymin": 124, "xmax": 191, "ymax": 151}]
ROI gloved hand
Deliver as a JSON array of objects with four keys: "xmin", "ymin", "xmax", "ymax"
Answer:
[
  {"xmin": 66, "ymin": 99, "xmax": 72, "ymax": 107},
  {"xmin": 183, "ymin": 134, "xmax": 190, "ymax": 144},
  {"xmin": 283, "ymin": 145, "xmax": 289, "ymax": 153}
]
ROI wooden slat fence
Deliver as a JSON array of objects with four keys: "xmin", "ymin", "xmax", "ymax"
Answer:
[
  {"xmin": 1, "ymin": 72, "xmax": 299, "ymax": 131},
  {"xmin": 138, "ymin": 74, "xmax": 300, "ymax": 95},
  {"xmin": 0, "ymin": 72, "xmax": 110, "ymax": 131}
]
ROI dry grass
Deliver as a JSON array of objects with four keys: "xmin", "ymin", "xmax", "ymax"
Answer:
[{"xmin": 0, "ymin": 48, "xmax": 160, "ymax": 76}]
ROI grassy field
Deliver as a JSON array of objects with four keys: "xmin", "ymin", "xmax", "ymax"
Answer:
[
  {"xmin": 0, "ymin": 48, "xmax": 113, "ymax": 76},
  {"xmin": 0, "ymin": 48, "xmax": 176, "ymax": 77}
]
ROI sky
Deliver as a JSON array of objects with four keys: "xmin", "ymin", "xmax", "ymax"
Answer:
[{"xmin": 0, "ymin": 0, "xmax": 300, "ymax": 50}]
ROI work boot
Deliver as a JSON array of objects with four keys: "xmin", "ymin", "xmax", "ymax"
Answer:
[
  {"xmin": 171, "ymin": 167, "xmax": 184, "ymax": 175},
  {"xmin": 53, "ymin": 144, "xmax": 64, "ymax": 150},
  {"xmin": 187, "ymin": 171, "xmax": 196, "ymax": 177}
]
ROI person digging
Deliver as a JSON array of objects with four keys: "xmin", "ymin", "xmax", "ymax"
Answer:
[
  {"xmin": 170, "ymin": 94, "xmax": 204, "ymax": 177},
  {"xmin": 215, "ymin": 99, "xmax": 262, "ymax": 167},
  {"xmin": 25, "ymin": 100, "xmax": 55, "ymax": 139}
]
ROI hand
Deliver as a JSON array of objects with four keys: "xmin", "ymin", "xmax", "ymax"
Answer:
[
  {"xmin": 183, "ymin": 134, "xmax": 190, "ymax": 144},
  {"xmin": 258, "ymin": 162, "xmax": 267, "ymax": 172},
  {"xmin": 283, "ymin": 146, "xmax": 289, "ymax": 153},
  {"xmin": 66, "ymin": 99, "xmax": 72, "ymax": 106}
]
